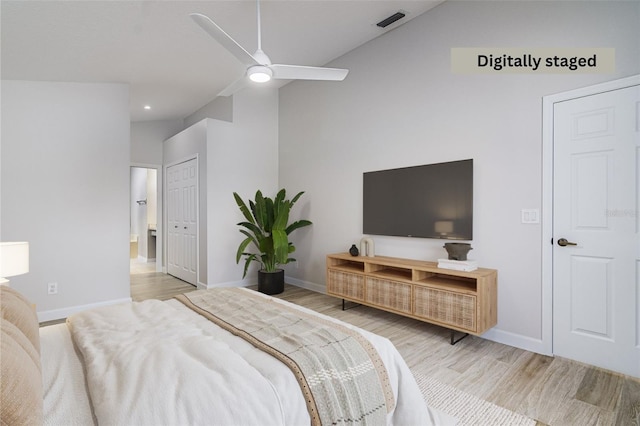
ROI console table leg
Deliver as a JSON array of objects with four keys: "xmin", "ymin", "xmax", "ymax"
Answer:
[
  {"xmin": 341, "ymin": 299, "xmax": 361, "ymax": 311},
  {"xmin": 450, "ymin": 330, "xmax": 470, "ymax": 345}
]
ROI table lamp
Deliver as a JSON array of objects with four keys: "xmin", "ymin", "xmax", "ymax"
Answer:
[{"xmin": 0, "ymin": 242, "xmax": 29, "ymax": 286}]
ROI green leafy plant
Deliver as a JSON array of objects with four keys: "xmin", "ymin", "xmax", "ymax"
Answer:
[{"xmin": 233, "ymin": 189, "xmax": 312, "ymax": 278}]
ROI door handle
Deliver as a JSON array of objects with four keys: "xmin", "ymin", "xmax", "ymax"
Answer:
[
  {"xmin": 174, "ymin": 225, "xmax": 178, "ymax": 229},
  {"xmin": 184, "ymin": 226, "xmax": 187, "ymax": 230},
  {"xmin": 557, "ymin": 238, "xmax": 577, "ymax": 247}
]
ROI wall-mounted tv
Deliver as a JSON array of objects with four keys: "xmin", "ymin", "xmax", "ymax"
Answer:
[{"xmin": 363, "ymin": 159, "xmax": 473, "ymax": 240}]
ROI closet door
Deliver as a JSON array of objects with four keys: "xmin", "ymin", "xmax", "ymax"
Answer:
[{"xmin": 167, "ymin": 158, "xmax": 197, "ymax": 285}]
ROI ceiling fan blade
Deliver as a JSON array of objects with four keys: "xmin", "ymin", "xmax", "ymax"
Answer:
[
  {"xmin": 217, "ymin": 76, "xmax": 249, "ymax": 97},
  {"xmin": 190, "ymin": 13, "xmax": 259, "ymax": 66},
  {"xmin": 270, "ymin": 65, "xmax": 349, "ymax": 81}
]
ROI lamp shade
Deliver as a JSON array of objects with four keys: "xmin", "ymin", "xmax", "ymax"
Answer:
[{"xmin": 0, "ymin": 242, "xmax": 29, "ymax": 278}]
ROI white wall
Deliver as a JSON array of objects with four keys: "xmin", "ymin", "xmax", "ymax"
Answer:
[
  {"xmin": 131, "ymin": 119, "xmax": 184, "ymax": 165},
  {"xmin": 207, "ymin": 89, "xmax": 279, "ymax": 287},
  {"xmin": 1, "ymin": 81, "xmax": 131, "ymax": 320},
  {"xmin": 184, "ymin": 96, "xmax": 233, "ymax": 128},
  {"xmin": 161, "ymin": 89, "xmax": 279, "ymax": 288},
  {"xmin": 147, "ymin": 168, "xmax": 157, "ymax": 230},
  {"xmin": 130, "ymin": 167, "xmax": 148, "ymax": 254},
  {"xmin": 278, "ymin": 1, "xmax": 640, "ymax": 352}
]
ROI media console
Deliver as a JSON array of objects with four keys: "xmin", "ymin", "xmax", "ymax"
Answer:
[{"xmin": 326, "ymin": 253, "xmax": 497, "ymax": 343}]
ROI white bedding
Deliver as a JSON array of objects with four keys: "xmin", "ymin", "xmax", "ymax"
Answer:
[
  {"xmin": 40, "ymin": 289, "xmax": 454, "ymax": 425},
  {"xmin": 40, "ymin": 320, "xmax": 95, "ymax": 425}
]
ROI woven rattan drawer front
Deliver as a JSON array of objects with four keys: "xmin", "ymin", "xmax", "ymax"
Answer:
[
  {"xmin": 327, "ymin": 270, "xmax": 364, "ymax": 300},
  {"xmin": 414, "ymin": 287, "xmax": 476, "ymax": 332},
  {"xmin": 365, "ymin": 277, "xmax": 412, "ymax": 314}
]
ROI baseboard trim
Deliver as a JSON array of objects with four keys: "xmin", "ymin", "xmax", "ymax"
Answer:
[
  {"xmin": 204, "ymin": 278, "xmax": 254, "ymax": 289},
  {"xmin": 284, "ymin": 277, "xmax": 326, "ymax": 294},
  {"xmin": 480, "ymin": 328, "xmax": 550, "ymax": 356},
  {"xmin": 37, "ymin": 297, "xmax": 132, "ymax": 322}
]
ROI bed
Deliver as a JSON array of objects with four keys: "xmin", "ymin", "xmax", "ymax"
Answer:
[{"xmin": 1, "ymin": 285, "xmax": 454, "ymax": 425}]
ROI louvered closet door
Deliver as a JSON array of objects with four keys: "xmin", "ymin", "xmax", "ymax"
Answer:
[{"xmin": 167, "ymin": 158, "xmax": 198, "ymax": 286}]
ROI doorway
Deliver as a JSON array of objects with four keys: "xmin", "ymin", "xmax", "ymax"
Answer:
[
  {"xmin": 130, "ymin": 166, "xmax": 161, "ymax": 274},
  {"xmin": 542, "ymin": 75, "xmax": 640, "ymax": 377}
]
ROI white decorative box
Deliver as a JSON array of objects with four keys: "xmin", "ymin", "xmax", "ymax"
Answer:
[{"xmin": 437, "ymin": 259, "xmax": 478, "ymax": 272}]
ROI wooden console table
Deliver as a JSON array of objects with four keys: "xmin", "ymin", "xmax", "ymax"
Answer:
[{"xmin": 326, "ymin": 253, "xmax": 497, "ymax": 343}]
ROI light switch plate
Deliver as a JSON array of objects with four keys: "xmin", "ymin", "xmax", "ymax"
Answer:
[{"xmin": 521, "ymin": 209, "xmax": 540, "ymax": 224}]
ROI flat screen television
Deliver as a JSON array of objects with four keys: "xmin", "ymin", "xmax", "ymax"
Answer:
[{"xmin": 363, "ymin": 159, "xmax": 473, "ymax": 240}]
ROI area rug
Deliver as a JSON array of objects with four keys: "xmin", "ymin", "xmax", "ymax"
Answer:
[{"xmin": 415, "ymin": 374, "xmax": 536, "ymax": 426}]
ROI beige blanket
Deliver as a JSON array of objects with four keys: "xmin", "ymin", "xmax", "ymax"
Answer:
[{"xmin": 176, "ymin": 288, "xmax": 395, "ymax": 426}]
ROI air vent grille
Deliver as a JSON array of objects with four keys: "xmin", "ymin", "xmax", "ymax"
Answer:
[{"xmin": 376, "ymin": 12, "xmax": 406, "ymax": 28}]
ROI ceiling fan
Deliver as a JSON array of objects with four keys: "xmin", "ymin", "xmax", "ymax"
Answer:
[{"xmin": 190, "ymin": 0, "xmax": 349, "ymax": 97}]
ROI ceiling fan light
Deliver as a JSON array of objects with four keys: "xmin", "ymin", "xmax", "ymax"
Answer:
[{"xmin": 248, "ymin": 66, "xmax": 272, "ymax": 83}]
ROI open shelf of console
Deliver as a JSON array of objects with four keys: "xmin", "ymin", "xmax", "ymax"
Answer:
[{"xmin": 326, "ymin": 253, "xmax": 497, "ymax": 337}]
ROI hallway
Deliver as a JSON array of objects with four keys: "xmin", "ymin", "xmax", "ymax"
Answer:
[{"xmin": 130, "ymin": 259, "xmax": 195, "ymax": 302}]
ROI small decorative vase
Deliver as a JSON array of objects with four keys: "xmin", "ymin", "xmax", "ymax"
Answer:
[
  {"xmin": 443, "ymin": 243, "xmax": 472, "ymax": 261},
  {"xmin": 349, "ymin": 244, "xmax": 359, "ymax": 256}
]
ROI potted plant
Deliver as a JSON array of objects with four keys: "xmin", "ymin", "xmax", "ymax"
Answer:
[{"xmin": 233, "ymin": 189, "xmax": 312, "ymax": 294}]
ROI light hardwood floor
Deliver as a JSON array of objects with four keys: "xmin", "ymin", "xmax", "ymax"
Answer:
[
  {"xmin": 71, "ymin": 269, "xmax": 640, "ymax": 425},
  {"xmin": 130, "ymin": 263, "xmax": 195, "ymax": 302}
]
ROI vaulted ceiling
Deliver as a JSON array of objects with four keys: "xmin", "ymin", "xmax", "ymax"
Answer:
[{"xmin": 1, "ymin": 1, "xmax": 443, "ymax": 122}]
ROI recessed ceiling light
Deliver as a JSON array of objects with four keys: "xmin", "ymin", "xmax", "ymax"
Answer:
[{"xmin": 144, "ymin": 105, "xmax": 151, "ymax": 110}]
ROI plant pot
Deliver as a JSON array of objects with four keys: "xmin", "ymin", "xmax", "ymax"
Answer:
[{"xmin": 258, "ymin": 269, "xmax": 284, "ymax": 295}]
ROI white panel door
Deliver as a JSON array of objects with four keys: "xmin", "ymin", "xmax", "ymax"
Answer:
[
  {"xmin": 553, "ymin": 84, "xmax": 639, "ymax": 377},
  {"xmin": 166, "ymin": 158, "xmax": 197, "ymax": 285}
]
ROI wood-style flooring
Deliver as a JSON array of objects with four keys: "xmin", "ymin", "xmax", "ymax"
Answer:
[
  {"xmin": 129, "ymin": 262, "xmax": 195, "ymax": 302},
  {"xmin": 63, "ymin": 265, "xmax": 640, "ymax": 425}
]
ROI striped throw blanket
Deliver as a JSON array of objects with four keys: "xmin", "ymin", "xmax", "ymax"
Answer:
[{"xmin": 176, "ymin": 288, "xmax": 395, "ymax": 426}]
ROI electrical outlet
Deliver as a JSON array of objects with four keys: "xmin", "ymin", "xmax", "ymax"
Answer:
[{"xmin": 47, "ymin": 282, "xmax": 58, "ymax": 295}]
